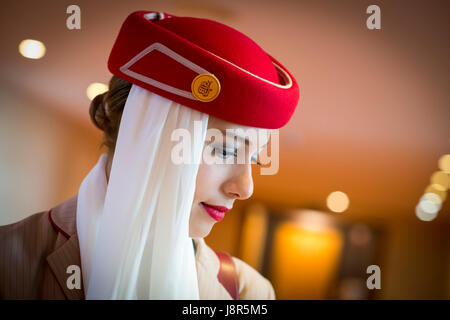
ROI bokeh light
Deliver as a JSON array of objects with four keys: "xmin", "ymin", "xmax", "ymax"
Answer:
[
  {"xmin": 326, "ymin": 191, "xmax": 349, "ymax": 213},
  {"xmin": 424, "ymin": 184, "xmax": 447, "ymax": 202},
  {"xmin": 18, "ymin": 39, "xmax": 46, "ymax": 59},
  {"xmin": 86, "ymin": 82, "xmax": 108, "ymax": 101},
  {"xmin": 430, "ymin": 171, "xmax": 449, "ymax": 191},
  {"xmin": 438, "ymin": 154, "xmax": 450, "ymax": 173},
  {"xmin": 415, "ymin": 203, "xmax": 437, "ymax": 222}
]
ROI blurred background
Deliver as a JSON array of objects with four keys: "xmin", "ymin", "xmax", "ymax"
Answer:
[{"xmin": 1, "ymin": 0, "xmax": 449, "ymax": 299}]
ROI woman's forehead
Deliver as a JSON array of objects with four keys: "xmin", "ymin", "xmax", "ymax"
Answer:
[{"xmin": 207, "ymin": 116, "xmax": 271, "ymax": 146}]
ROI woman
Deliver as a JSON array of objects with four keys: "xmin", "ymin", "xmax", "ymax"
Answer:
[{"xmin": 0, "ymin": 10, "xmax": 299, "ymax": 299}]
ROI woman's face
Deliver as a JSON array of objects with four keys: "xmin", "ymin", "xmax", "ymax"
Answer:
[{"xmin": 189, "ymin": 116, "xmax": 271, "ymax": 238}]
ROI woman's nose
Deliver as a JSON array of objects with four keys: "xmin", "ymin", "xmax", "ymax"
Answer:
[{"xmin": 223, "ymin": 164, "xmax": 254, "ymax": 200}]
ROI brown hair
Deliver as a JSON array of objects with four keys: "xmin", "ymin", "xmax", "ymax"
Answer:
[{"xmin": 89, "ymin": 75, "xmax": 132, "ymax": 157}]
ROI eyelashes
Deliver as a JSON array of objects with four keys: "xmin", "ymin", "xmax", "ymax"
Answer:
[
  {"xmin": 214, "ymin": 147, "xmax": 260, "ymax": 165},
  {"xmin": 213, "ymin": 146, "xmax": 262, "ymax": 166}
]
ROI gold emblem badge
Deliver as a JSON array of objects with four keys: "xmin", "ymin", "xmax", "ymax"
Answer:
[{"xmin": 191, "ymin": 73, "xmax": 220, "ymax": 102}]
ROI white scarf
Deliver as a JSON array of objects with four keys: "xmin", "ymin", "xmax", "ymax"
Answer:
[{"xmin": 76, "ymin": 84, "xmax": 208, "ymax": 299}]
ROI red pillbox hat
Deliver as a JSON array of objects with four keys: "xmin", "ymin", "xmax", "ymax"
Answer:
[{"xmin": 108, "ymin": 10, "xmax": 300, "ymax": 129}]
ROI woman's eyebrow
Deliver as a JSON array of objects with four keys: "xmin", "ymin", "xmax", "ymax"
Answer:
[
  {"xmin": 219, "ymin": 129, "xmax": 270, "ymax": 149},
  {"xmin": 220, "ymin": 129, "xmax": 250, "ymax": 146}
]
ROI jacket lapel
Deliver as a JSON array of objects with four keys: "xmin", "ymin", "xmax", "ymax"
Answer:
[{"xmin": 46, "ymin": 194, "xmax": 85, "ymax": 300}]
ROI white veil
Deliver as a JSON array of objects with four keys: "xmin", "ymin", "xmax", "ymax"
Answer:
[{"xmin": 76, "ymin": 84, "xmax": 208, "ymax": 299}]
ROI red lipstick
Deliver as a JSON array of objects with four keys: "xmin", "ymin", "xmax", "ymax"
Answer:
[{"xmin": 201, "ymin": 202, "xmax": 231, "ymax": 222}]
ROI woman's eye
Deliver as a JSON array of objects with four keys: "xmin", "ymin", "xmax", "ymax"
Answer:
[
  {"xmin": 212, "ymin": 146, "xmax": 261, "ymax": 165},
  {"xmin": 214, "ymin": 147, "xmax": 235, "ymax": 159}
]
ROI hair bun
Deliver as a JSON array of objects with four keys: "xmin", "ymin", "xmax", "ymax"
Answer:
[
  {"xmin": 87, "ymin": 75, "xmax": 132, "ymax": 155},
  {"xmin": 89, "ymin": 92, "xmax": 109, "ymax": 131}
]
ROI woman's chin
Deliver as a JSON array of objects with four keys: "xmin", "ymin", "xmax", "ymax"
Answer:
[{"xmin": 189, "ymin": 220, "xmax": 215, "ymax": 238}]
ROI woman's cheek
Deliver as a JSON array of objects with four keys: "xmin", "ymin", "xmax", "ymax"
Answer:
[{"xmin": 196, "ymin": 162, "xmax": 220, "ymax": 196}]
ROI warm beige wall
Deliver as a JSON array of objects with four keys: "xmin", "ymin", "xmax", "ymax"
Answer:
[{"xmin": 0, "ymin": 84, "xmax": 103, "ymax": 225}]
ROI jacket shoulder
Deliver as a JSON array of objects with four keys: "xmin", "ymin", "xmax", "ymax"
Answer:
[
  {"xmin": 0, "ymin": 210, "xmax": 57, "ymax": 248},
  {"xmin": 0, "ymin": 210, "xmax": 58, "ymax": 299},
  {"xmin": 231, "ymin": 256, "xmax": 276, "ymax": 300}
]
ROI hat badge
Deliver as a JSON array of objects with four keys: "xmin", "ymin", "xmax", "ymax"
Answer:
[{"xmin": 191, "ymin": 73, "xmax": 221, "ymax": 102}]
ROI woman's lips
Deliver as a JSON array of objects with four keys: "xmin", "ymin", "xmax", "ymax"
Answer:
[{"xmin": 201, "ymin": 202, "xmax": 231, "ymax": 222}]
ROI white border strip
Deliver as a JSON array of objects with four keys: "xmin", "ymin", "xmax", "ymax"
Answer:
[
  {"xmin": 119, "ymin": 41, "xmax": 293, "ymax": 101},
  {"xmin": 120, "ymin": 43, "xmax": 210, "ymax": 100},
  {"xmin": 208, "ymin": 51, "xmax": 293, "ymax": 89}
]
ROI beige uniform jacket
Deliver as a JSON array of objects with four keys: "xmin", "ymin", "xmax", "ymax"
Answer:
[{"xmin": 0, "ymin": 195, "xmax": 275, "ymax": 300}]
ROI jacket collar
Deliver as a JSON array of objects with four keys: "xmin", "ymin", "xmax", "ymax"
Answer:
[
  {"xmin": 193, "ymin": 237, "xmax": 232, "ymax": 299},
  {"xmin": 46, "ymin": 194, "xmax": 85, "ymax": 300},
  {"xmin": 48, "ymin": 194, "xmax": 78, "ymax": 238}
]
